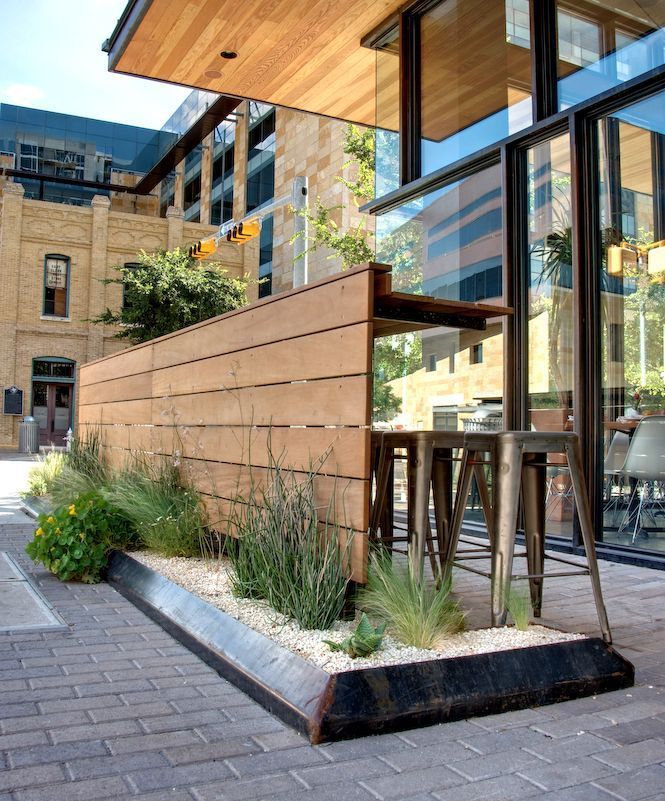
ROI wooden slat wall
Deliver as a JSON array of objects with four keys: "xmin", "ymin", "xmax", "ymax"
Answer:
[{"xmin": 78, "ymin": 264, "xmax": 378, "ymax": 580}]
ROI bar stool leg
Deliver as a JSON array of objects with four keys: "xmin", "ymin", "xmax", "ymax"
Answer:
[
  {"xmin": 473, "ymin": 463, "xmax": 494, "ymax": 544},
  {"xmin": 491, "ymin": 436, "xmax": 523, "ymax": 627},
  {"xmin": 410, "ymin": 438, "xmax": 434, "ymax": 582},
  {"xmin": 521, "ymin": 452, "xmax": 546, "ymax": 617},
  {"xmin": 369, "ymin": 439, "xmax": 391, "ymax": 544},
  {"xmin": 444, "ymin": 448, "xmax": 476, "ymax": 582},
  {"xmin": 564, "ymin": 440, "xmax": 612, "ymax": 644},
  {"xmin": 432, "ymin": 449, "xmax": 452, "ymax": 575}
]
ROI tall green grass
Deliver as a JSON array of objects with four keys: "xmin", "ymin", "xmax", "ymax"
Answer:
[
  {"xmin": 21, "ymin": 450, "xmax": 67, "ymax": 498},
  {"xmin": 357, "ymin": 551, "xmax": 465, "ymax": 649},
  {"xmin": 226, "ymin": 455, "xmax": 350, "ymax": 630},
  {"xmin": 101, "ymin": 456, "xmax": 207, "ymax": 558},
  {"xmin": 50, "ymin": 430, "xmax": 112, "ymax": 507}
]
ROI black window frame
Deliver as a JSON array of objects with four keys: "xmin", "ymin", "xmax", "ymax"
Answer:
[{"xmin": 364, "ymin": 0, "xmax": 665, "ymax": 564}]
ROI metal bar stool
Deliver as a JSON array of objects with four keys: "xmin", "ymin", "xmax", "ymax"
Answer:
[
  {"xmin": 370, "ymin": 431, "xmax": 491, "ymax": 581},
  {"xmin": 446, "ymin": 431, "xmax": 612, "ymax": 644}
]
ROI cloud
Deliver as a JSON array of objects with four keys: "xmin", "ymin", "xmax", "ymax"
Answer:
[{"xmin": 3, "ymin": 83, "xmax": 45, "ymax": 105}]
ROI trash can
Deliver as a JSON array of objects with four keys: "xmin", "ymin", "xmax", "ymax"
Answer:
[{"xmin": 18, "ymin": 416, "xmax": 40, "ymax": 454}]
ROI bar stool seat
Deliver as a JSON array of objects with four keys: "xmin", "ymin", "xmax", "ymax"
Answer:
[
  {"xmin": 445, "ymin": 431, "xmax": 612, "ymax": 644},
  {"xmin": 370, "ymin": 430, "xmax": 491, "ymax": 580}
]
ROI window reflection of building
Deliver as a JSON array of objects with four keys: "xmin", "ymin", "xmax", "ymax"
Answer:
[{"xmin": 246, "ymin": 103, "xmax": 276, "ymax": 298}]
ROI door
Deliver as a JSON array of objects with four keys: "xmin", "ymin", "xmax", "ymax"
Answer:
[{"xmin": 33, "ymin": 383, "xmax": 73, "ymax": 446}]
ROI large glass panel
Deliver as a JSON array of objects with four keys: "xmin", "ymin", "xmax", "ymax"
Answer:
[
  {"xmin": 376, "ymin": 163, "xmax": 503, "ymax": 298},
  {"xmin": 375, "ymin": 26, "xmax": 400, "ymax": 197},
  {"xmin": 557, "ymin": 1, "xmax": 665, "ymax": 111},
  {"xmin": 374, "ymin": 164, "xmax": 505, "ymax": 531},
  {"xmin": 419, "ymin": 0, "xmax": 532, "ymax": 176},
  {"xmin": 526, "ymin": 133, "xmax": 575, "ymax": 538},
  {"xmin": 599, "ymin": 90, "xmax": 665, "ymax": 552}
]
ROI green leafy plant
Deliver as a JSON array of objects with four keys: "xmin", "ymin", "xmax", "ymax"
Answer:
[
  {"xmin": 25, "ymin": 492, "xmax": 134, "ymax": 583},
  {"xmin": 226, "ymin": 453, "xmax": 351, "ymax": 630},
  {"xmin": 90, "ymin": 248, "xmax": 248, "ymax": 344},
  {"xmin": 21, "ymin": 450, "xmax": 67, "ymax": 498},
  {"xmin": 357, "ymin": 552, "xmax": 465, "ymax": 649},
  {"xmin": 101, "ymin": 456, "xmax": 207, "ymax": 558},
  {"xmin": 506, "ymin": 585, "xmax": 531, "ymax": 631},
  {"xmin": 324, "ymin": 613, "xmax": 386, "ymax": 658}
]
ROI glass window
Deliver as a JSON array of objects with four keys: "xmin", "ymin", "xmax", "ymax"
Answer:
[
  {"xmin": 557, "ymin": 1, "xmax": 665, "ymax": 111},
  {"xmin": 419, "ymin": 0, "xmax": 532, "ymax": 176},
  {"xmin": 159, "ymin": 173, "xmax": 176, "ymax": 218},
  {"xmin": 376, "ymin": 162, "xmax": 503, "ymax": 300},
  {"xmin": 246, "ymin": 105, "xmax": 276, "ymax": 215},
  {"xmin": 258, "ymin": 215, "xmax": 274, "ymax": 298},
  {"xmin": 184, "ymin": 149, "xmax": 202, "ymax": 222},
  {"xmin": 526, "ymin": 133, "xmax": 574, "ymax": 537},
  {"xmin": 598, "ymin": 89, "xmax": 665, "ymax": 553},
  {"xmin": 43, "ymin": 255, "xmax": 69, "ymax": 317},
  {"xmin": 375, "ymin": 25, "xmax": 400, "ymax": 197},
  {"xmin": 505, "ymin": 0, "xmax": 530, "ymax": 48}
]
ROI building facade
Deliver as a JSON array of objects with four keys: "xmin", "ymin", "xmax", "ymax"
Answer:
[
  {"xmin": 0, "ymin": 97, "xmax": 367, "ymax": 449},
  {"xmin": 105, "ymin": 0, "xmax": 665, "ymax": 566}
]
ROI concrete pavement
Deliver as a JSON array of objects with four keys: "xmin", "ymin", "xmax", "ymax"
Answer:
[{"xmin": 1, "ymin": 463, "xmax": 665, "ymax": 800}]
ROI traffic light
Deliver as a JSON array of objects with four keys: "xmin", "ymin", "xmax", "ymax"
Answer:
[
  {"xmin": 188, "ymin": 237, "xmax": 217, "ymax": 260},
  {"xmin": 225, "ymin": 220, "xmax": 260, "ymax": 244}
]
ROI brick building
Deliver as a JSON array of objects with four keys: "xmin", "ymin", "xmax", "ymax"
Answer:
[{"xmin": 0, "ymin": 96, "xmax": 369, "ymax": 449}]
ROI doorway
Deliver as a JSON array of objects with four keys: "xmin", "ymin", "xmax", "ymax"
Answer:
[{"xmin": 31, "ymin": 358, "xmax": 76, "ymax": 447}]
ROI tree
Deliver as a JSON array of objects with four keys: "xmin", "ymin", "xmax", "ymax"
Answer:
[{"xmin": 91, "ymin": 248, "xmax": 248, "ymax": 345}]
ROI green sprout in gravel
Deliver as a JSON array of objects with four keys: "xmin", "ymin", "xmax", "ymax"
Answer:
[{"xmin": 324, "ymin": 613, "xmax": 386, "ymax": 658}]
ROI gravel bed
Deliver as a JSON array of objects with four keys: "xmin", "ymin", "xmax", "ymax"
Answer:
[{"xmin": 130, "ymin": 551, "xmax": 585, "ymax": 674}]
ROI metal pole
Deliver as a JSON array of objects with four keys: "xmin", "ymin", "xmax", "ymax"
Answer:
[{"xmin": 292, "ymin": 176, "xmax": 308, "ymax": 288}]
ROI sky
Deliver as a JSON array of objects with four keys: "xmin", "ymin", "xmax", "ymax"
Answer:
[{"xmin": 0, "ymin": 0, "xmax": 190, "ymax": 131}]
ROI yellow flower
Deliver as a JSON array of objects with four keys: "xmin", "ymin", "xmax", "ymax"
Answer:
[
  {"xmin": 55, "ymin": 527, "xmax": 61, "ymax": 534},
  {"xmin": 68, "ymin": 504, "xmax": 77, "ymax": 516},
  {"xmin": 35, "ymin": 527, "xmax": 43, "ymax": 537},
  {"xmin": 79, "ymin": 533, "xmax": 85, "ymax": 541},
  {"xmin": 47, "ymin": 516, "xmax": 56, "ymax": 524}
]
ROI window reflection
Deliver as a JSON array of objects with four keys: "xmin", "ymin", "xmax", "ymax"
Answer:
[
  {"xmin": 419, "ymin": 0, "xmax": 532, "ymax": 175},
  {"xmin": 599, "ymin": 90, "xmax": 665, "ymax": 552},
  {"xmin": 526, "ymin": 134, "xmax": 574, "ymax": 537},
  {"xmin": 557, "ymin": 1, "xmax": 665, "ymax": 111}
]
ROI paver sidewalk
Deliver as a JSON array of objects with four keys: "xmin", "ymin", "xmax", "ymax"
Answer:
[{"xmin": 1, "ymin": 469, "xmax": 665, "ymax": 800}]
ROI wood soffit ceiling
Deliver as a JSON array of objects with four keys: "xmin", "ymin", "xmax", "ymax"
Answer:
[{"xmin": 107, "ymin": 0, "xmax": 404, "ymax": 126}]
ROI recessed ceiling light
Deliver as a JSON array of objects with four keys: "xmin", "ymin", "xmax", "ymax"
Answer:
[
  {"xmin": 204, "ymin": 69, "xmax": 222, "ymax": 79},
  {"xmin": 220, "ymin": 50, "xmax": 238, "ymax": 59}
]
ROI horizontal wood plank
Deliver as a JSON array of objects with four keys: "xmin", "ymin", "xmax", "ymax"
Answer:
[
  {"xmin": 151, "ymin": 270, "xmax": 373, "ymax": 370},
  {"xmin": 78, "ymin": 372, "xmax": 153, "ymax": 406},
  {"xmin": 85, "ymin": 424, "xmax": 370, "ymax": 480},
  {"xmin": 151, "ymin": 323, "xmax": 372, "ymax": 396},
  {"xmin": 150, "ymin": 377, "xmax": 371, "ymax": 427},
  {"xmin": 80, "ymin": 345, "xmax": 153, "ymax": 387}
]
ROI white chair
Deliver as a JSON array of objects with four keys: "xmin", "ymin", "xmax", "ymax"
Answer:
[
  {"xmin": 603, "ymin": 430, "xmax": 630, "ymax": 522},
  {"xmin": 617, "ymin": 418, "xmax": 665, "ymax": 542}
]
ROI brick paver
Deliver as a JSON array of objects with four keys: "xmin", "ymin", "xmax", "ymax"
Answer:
[{"xmin": 2, "ymin": 481, "xmax": 665, "ymax": 800}]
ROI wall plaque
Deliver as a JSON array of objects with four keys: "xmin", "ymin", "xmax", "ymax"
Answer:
[{"xmin": 3, "ymin": 386, "xmax": 23, "ymax": 416}]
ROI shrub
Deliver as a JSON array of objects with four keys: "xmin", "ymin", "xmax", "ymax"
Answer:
[
  {"xmin": 50, "ymin": 431, "xmax": 112, "ymax": 508},
  {"xmin": 21, "ymin": 450, "xmax": 67, "ymax": 498},
  {"xmin": 102, "ymin": 457, "xmax": 207, "ymax": 557},
  {"xmin": 25, "ymin": 492, "xmax": 134, "ymax": 583},
  {"xmin": 356, "ymin": 552, "xmax": 465, "ymax": 649},
  {"xmin": 226, "ymin": 457, "xmax": 350, "ymax": 630}
]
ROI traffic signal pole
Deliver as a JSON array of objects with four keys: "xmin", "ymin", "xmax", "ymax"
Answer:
[{"xmin": 189, "ymin": 177, "xmax": 309, "ymax": 289}]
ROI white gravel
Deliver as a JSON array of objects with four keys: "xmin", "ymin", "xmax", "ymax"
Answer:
[{"xmin": 130, "ymin": 551, "xmax": 585, "ymax": 674}]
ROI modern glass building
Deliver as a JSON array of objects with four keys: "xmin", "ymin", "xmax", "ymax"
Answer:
[
  {"xmin": 0, "ymin": 103, "xmax": 165, "ymax": 205},
  {"xmin": 105, "ymin": 0, "xmax": 665, "ymax": 566}
]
